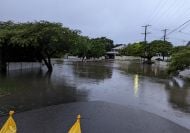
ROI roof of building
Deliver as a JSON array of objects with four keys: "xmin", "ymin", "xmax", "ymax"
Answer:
[
  {"xmin": 112, "ymin": 44, "xmax": 127, "ymax": 50},
  {"xmin": 106, "ymin": 51, "xmax": 119, "ymax": 54}
]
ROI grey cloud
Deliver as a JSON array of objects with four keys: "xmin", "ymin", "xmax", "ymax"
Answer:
[{"xmin": 0, "ymin": 0, "xmax": 190, "ymax": 45}]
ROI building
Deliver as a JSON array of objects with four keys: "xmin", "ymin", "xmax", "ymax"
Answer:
[{"xmin": 106, "ymin": 44, "xmax": 127, "ymax": 59}]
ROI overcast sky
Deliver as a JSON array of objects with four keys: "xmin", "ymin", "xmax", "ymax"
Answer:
[{"xmin": 1, "ymin": 0, "xmax": 190, "ymax": 45}]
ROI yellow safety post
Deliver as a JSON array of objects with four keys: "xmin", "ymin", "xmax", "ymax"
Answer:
[
  {"xmin": 0, "ymin": 111, "xmax": 17, "ymax": 133},
  {"xmin": 68, "ymin": 114, "xmax": 81, "ymax": 133}
]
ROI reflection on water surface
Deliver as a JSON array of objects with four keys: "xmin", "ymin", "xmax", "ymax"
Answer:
[{"xmin": 0, "ymin": 60, "xmax": 189, "ymax": 128}]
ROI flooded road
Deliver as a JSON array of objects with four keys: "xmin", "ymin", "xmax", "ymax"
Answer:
[{"xmin": 0, "ymin": 60, "xmax": 189, "ymax": 128}]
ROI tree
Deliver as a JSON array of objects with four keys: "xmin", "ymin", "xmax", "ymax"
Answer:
[
  {"xmin": 13, "ymin": 21, "xmax": 72, "ymax": 72},
  {"xmin": 70, "ymin": 36, "xmax": 90, "ymax": 61},
  {"xmin": 120, "ymin": 40, "xmax": 173, "ymax": 64},
  {"xmin": 168, "ymin": 49, "xmax": 190, "ymax": 74},
  {"xmin": 120, "ymin": 42, "xmax": 144, "ymax": 56},
  {"xmin": 89, "ymin": 38, "xmax": 106, "ymax": 58},
  {"xmin": 70, "ymin": 36, "xmax": 110, "ymax": 60},
  {"xmin": 0, "ymin": 21, "xmax": 21, "ymax": 72},
  {"xmin": 120, "ymin": 42, "xmax": 148, "ymax": 59},
  {"xmin": 150, "ymin": 40, "xmax": 173, "ymax": 60},
  {"xmin": 0, "ymin": 21, "xmax": 75, "ymax": 72},
  {"xmin": 171, "ymin": 45, "xmax": 188, "ymax": 54},
  {"xmin": 91, "ymin": 37, "xmax": 114, "ymax": 51}
]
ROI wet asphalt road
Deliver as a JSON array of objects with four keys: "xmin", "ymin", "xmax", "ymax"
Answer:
[{"xmin": 0, "ymin": 101, "xmax": 189, "ymax": 133}]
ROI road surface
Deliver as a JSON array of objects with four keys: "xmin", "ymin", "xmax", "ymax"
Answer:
[{"xmin": 0, "ymin": 101, "xmax": 189, "ymax": 133}]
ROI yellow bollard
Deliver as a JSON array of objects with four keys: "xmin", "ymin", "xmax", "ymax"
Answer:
[
  {"xmin": 0, "ymin": 111, "xmax": 17, "ymax": 133},
  {"xmin": 68, "ymin": 115, "xmax": 81, "ymax": 133}
]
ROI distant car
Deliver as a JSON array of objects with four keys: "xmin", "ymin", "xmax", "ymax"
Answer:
[{"xmin": 155, "ymin": 58, "xmax": 163, "ymax": 61}]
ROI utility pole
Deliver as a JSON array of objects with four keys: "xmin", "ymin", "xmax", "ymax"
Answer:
[
  {"xmin": 141, "ymin": 25, "xmax": 151, "ymax": 62},
  {"xmin": 162, "ymin": 29, "xmax": 168, "ymax": 42},
  {"xmin": 142, "ymin": 25, "xmax": 151, "ymax": 43},
  {"xmin": 161, "ymin": 29, "xmax": 168, "ymax": 61}
]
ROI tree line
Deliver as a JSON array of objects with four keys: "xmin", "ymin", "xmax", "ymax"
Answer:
[
  {"xmin": 119, "ymin": 41, "xmax": 190, "ymax": 75},
  {"xmin": 0, "ymin": 20, "xmax": 189, "ymax": 75},
  {"xmin": 0, "ymin": 21, "xmax": 113, "ymax": 72},
  {"xmin": 119, "ymin": 40, "xmax": 173, "ymax": 63},
  {"xmin": 168, "ymin": 46, "xmax": 190, "ymax": 74}
]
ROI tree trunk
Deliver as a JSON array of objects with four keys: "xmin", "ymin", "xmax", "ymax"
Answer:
[
  {"xmin": 1, "ymin": 60, "xmax": 7, "ymax": 73},
  {"xmin": 147, "ymin": 57, "xmax": 152, "ymax": 64},
  {"xmin": 47, "ymin": 57, "xmax": 53, "ymax": 72},
  {"xmin": 0, "ymin": 48, "xmax": 7, "ymax": 73},
  {"xmin": 162, "ymin": 55, "xmax": 165, "ymax": 61},
  {"xmin": 42, "ymin": 57, "xmax": 53, "ymax": 72},
  {"xmin": 143, "ymin": 56, "xmax": 153, "ymax": 64}
]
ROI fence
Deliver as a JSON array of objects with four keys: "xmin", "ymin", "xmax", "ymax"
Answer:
[{"xmin": 7, "ymin": 62, "xmax": 42, "ymax": 71}]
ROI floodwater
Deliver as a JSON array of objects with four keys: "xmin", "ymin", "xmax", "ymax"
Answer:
[{"xmin": 0, "ymin": 60, "xmax": 190, "ymax": 128}]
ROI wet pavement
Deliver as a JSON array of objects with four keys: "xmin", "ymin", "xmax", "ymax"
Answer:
[{"xmin": 0, "ymin": 101, "xmax": 189, "ymax": 133}]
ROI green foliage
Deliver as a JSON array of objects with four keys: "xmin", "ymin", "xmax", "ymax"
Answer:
[
  {"xmin": 70, "ymin": 36, "xmax": 112, "ymax": 59},
  {"xmin": 0, "ymin": 21, "xmax": 73, "ymax": 54},
  {"xmin": 92, "ymin": 37, "xmax": 114, "ymax": 51},
  {"xmin": 168, "ymin": 49, "xmax": 190, "ymax": 74},
  {"xmin": 150, "ymin": 40, "xmax": 173, "ymax": 60},
  {"xmin": 0, "ymin": 21, "xmax": 77, "ymax": 71},
  {"xmin": 70, "ymin": 36, "xmax": 90, "ymax": 58},
  {"xmin": 171, "ymin": 46, "xmax": 189, "ymax": 54},
  {"xmin": 120, "ymin": 40, "xmax": 173, "ymax": 61},
  {"xmin": 120, "ymin": 42, "xmax": 144, "ymax": 56},
  {"xmin": 89, "ymin": 38, "xmax": 106, "ymax": 58},
  {"xmin": 0, "ymin": 21, "xmax": 114, "ymax": 72}
]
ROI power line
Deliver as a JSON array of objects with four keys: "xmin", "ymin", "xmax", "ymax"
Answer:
[
  {"xmin": 150, "ymin": 27, "xmax": 164, "ymax": 40},
  {"xmin": 166, "ymin": 19, "xmax": 190, "ymax": 36},
  {"xmin": 178, "ymin": 30, "xmax": 190, "ymax": 35},
  {"xmin": 151, "ymin": 27, "xmax": 162, "ymax": 32},
  {"xmin": 168, "ymin": 0, "xmax": 190, "ymax": 25},
  {"xmin": 179, "ymin": 22, "xmax": 190, "ymax": 31},
  {"xmin": 150, "ymin": 34, "xmax": 162, "ymax": 39},
  {"xmin": 165, "ymin": 0, "xmax": 186, "ymax": 20},
  {"xmin": 154, "ymin": 0, "xmax": 187, "ymax": 26},
  {"xmin": 168, "ymin": 37, "xmax": 189, "ymax": 42},
  {"xmin": 149, "ymin": 0, "xmax": 189, "ymax": 30},
  {"xmin": 145, "ymin": 0, "xmax": 164, "ymax": 24},
  {"xmin": 148, "ymin": 0, "xmax": 170, "ymax": 24},
  {"xmin": 153, "ymin": 0, "xmax": 179, "ymax": 26}
]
